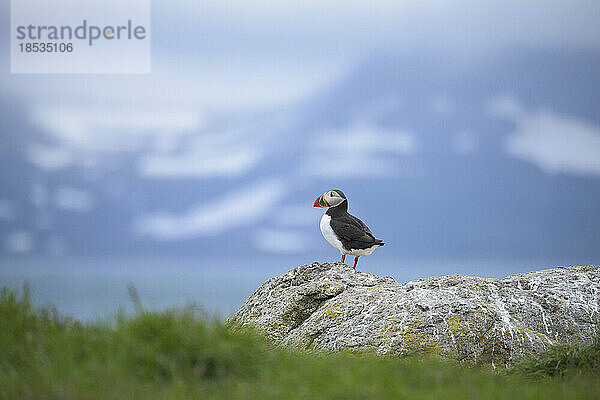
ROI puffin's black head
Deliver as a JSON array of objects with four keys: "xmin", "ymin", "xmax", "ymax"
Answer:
[{"xmin": 313, "ymin": 189, "xmax": 347, "ymax": 208}]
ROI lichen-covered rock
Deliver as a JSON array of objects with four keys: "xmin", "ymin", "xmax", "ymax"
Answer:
[{"xmin": 230, "ymin": 262, "xmax": 600, "ymax": 365}]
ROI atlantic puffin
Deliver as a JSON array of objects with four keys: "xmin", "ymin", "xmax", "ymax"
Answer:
[{"xmin": 313, "ymin": 189, "xmax": 384, "ymax": 269}]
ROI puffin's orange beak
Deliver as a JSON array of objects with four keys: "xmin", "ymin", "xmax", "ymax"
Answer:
[{"xmin": 313, "ymin": 194, "xmax": 328, "ymax": 208}]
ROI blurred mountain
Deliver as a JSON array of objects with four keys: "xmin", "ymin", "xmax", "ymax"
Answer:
[{"xmin": 1, "ymin": 48, "xmax": 599, "ymax": 261}]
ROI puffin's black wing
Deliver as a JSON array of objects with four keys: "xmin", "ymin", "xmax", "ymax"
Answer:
[
  {"xmin": 350, "ymin": 214, "xmax": 374, "ymax": 236},
  {"xmin": 330, "ymin": 214, "xmax": 383, "ymax": 250}
]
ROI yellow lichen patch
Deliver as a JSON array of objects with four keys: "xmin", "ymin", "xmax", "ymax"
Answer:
[
  {"xmin": 516, "ymin": 324, "xmax": 555, "ymax": 346},
  {"xmin": 566, "ymin": 324, "xmax": 584, "ymax": 345},
  {"xmin": 268, "ymin": 321, "xmax": 288, "ymax": 330},
  {"xmin": 314, "ymin": 280, "xmax": 344, "ymax": 297},
  {"xmin": 377, "ymin": 316, "xmax": 440, "ymax": 354},
  {"xmin": 477, "ymin": 331, "xmax": 512, "ymax": 366},
  {"xmin": 377, "ymin": 322, "xmax": 397, "ymax": 341},
  {"xmin": 447, "ymin": 313, "xmax": 486, "ymax": 340},
  {"xmin": 324, "ymin": 304, "xmax": 341, "ymax": 319},
  {"xmin": 475, "ymin": 323, "xmax": 555, "ymax": 366}
]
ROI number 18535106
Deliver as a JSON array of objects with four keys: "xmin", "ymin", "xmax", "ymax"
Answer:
[{"xmin": 19, "ymin": 42, "xmax": 73, "ymax": 52}]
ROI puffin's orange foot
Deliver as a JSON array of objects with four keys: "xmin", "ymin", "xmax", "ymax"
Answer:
[
  {"xmin": 353, "ymin": 256, "xmax": 359, "ymax": 269},
  {"xmin": 340, "ymin": 254, "xmax": 346, "ymax": 264}
]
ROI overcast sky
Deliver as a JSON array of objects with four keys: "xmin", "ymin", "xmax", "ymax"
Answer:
[
  {"xmin": 2, "ymin": 0, "xmax": 600, "ymax": 116},
  {"xmin": 2, "ymin": 1, "xmax": 600, "ymax": 259}
]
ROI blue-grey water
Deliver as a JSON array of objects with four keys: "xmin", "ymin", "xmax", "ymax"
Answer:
[{"xmin": 0, "ymin": 256, "xmax": 573, "ymax": 321}]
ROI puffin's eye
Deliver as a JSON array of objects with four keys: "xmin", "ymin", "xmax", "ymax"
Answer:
[{"xmin": 330, "ymin": 191, "xmax": 336, "ymax": 197}]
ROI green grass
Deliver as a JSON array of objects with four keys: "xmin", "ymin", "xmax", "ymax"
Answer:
[
  {"xmin": 1, "ymin": 286, "xmax": 599, "ymax": 400},
  {"xmin": 510, "ymin": 335, "xmax": 600, "ymax": 378}
]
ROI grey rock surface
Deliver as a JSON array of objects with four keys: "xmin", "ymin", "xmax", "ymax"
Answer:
[{"xmin": 231, "ymin": 262, "xmax": 600, "ymax": 365}]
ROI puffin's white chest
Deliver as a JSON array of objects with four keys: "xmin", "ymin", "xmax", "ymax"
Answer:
[{"xmin": 320, "ymin": 213, "xmax": 345, "ymax": 253}]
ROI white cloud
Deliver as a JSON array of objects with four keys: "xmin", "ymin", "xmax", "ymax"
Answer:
[
  {"xmin": 135, "ymin": 179, "xmax": 286, "ymax": 240},
  {"xmin": 155, "ymin": 0, "xmax": 600, "ymax": 60},
  {"xmin": 2, "ymin": 0, "xmax": 600, "ymax": 131},
  {"xmin": 4, "ymin": 231, "xmax": 33, "ymax": 254},
  {"xmin": 54, "ymin": 187, "xmax": 95, "ymax": 213},
  {"xmin": 34, "ymin": 108, "xmax": 202, "ymax": 152},
  {"xmin": 3, "ymin": 56, "xmax": 343, "ymax": 126},
  {"xmin": 137, "ymin": 123, "xmax": 278, "ymax": 178},
  {"xmin": 140, "ymin": 147, "xmax": 262, "ymax": 178},
  {"xmin": 25, "ymin": 108, "xmax": 203, "ymax": 172},
  {"xmin": 302, "ymin": 123, "xmax": 417, "ymax": 178},
  {"xmin": 314, "ymin": 124, "xmax": 416, "ymax": 154},
  {"xmin": 139, "ymin": 112, "xmax": 298, "ymax": 178},
  {"xmin": 27, "ymin": 106, "xmax": 288, "ymax": 179},
  {"xmin": 253, "ymin": 228, "xmax": 313, "ymax": 254},
  {"xmin": 487, "ymin": 95, "xmax": 600, "ymax": 176},
  {"xmin": 505, "ymin": 111, "xmax": 600, "ymax": 176}
]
